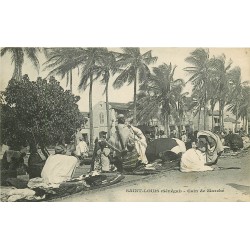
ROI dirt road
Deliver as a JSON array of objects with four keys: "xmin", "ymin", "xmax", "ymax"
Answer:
[{"xmin": 54, "ymin": 151, "xmax": 250, "ymax": 202}]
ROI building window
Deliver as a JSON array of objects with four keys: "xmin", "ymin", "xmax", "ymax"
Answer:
[
  {"xmin": 214, "ymin": 117, "xmax": 219, "ymax": 124},
  {"xmin": 99, "ymin": 112, "xmax": 104, "ymax": 124}
]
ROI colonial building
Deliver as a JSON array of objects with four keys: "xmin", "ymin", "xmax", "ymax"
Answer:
[{"xmin": 80, "ymin": 101, "xmax": 133, "ymax": 142}]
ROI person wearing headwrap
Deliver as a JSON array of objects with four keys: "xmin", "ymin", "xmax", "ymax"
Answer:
[
  {"xmin": 127, "ymin": 119, "xmax": 148, "ymax": 165},
  {"xmin": 107, "ymin": 114, "xmax": 138, "ymax": 172}
]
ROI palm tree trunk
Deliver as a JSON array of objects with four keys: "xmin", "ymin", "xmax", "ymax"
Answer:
[
  {"xmin": 203, "ymin": 89, "xmax": 207, "ymax": 130},
  {"xmin": 221, "ymin": 102, "xmax": 225, "ymax": 131},
  {"xmin": 105, "ymin": 81, "xmax": 111, "ymax": 139},
  {"xmin": 198, "ymin": 106, "xmax": 201, "ymax": 130},
  {"xmin": 246, "ymin": 114, "xmax": 249, "ymax": 134},
  {"xmin": 235, "ymin": 103, "xmax": 238, "ymax": 132},
  {"xmin": 89, "ymin": 74, "xmax": 94, "ymax": 149},
  {"xmin": 133, "ymin": 69, "xmax": 137, "ymax": 125},
  {"xmin": 164, "ymin": 114, "xmax": 169, "ymax": 137},
  {"xmin": 211, "ymin": 109, "xmax": 214, "ymax": 132},
  {"xmin": 69, "ymin": 69, "xmax": 73, "ymax": 92}
]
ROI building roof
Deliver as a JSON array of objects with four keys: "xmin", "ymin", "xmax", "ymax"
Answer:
[
  {"xmin": 208, "ymin": 110, "xmax": 220, "ymax": 116},
  {"xmin": 224, "ymin": 117, "xmax": 240, "ymax": 123},
  {"xmin": 224, "ymin": 117, "xmax": 235, "ymax": 122},
  {"xmin": 81, "ymin": 112, "xmax": 89, "ymax": 117},
  {"xmin": 109, "ymin": 102, "xmax": 133, "ymax": 111}
]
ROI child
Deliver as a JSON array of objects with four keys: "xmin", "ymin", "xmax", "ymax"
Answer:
[{"xmin": 94, "ymin": 140, "xmax": 111, "ymax": 172}]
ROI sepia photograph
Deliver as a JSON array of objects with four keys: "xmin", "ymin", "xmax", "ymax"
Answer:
[{"xmin": 1, "ymin": 47, "xmax": 250, "ymax": 202}]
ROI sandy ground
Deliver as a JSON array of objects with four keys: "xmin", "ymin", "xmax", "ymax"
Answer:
[{"xmin": 53, "ymin": 150, "xmax": 250, "ymax": 202}]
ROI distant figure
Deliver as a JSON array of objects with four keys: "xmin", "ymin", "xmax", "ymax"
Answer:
[
  {"xmin": 181, "ymin": 131, "xmax": 187, "ymax": 143},
  {"xmin": 94, "ymin": 140, "xmax": 111, "ymax": 172},
  {"xmin": 159, "ymin": 130, "xmax": 167, "ymax": 138},
  {"xmin": 75, "ymin": 138, "xmax": 89, "ymax": 159},
  {"xmin": 74, "ymin": 128, "xmax": 83, "ymax": 146}
]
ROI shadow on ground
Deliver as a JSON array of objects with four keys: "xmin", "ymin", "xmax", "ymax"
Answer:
[{"xmin": 227, "ymin": 183, "xmax": 250, "ymax": 195}]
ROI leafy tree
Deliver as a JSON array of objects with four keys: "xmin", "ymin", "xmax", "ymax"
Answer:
[
  {"xmin": 113, "ymin": 48, "xmax": 157, "ymax": 125},
  {"xmin": 1, "ymin": 75, "xmax": 83, "ymax": 153},
  {"xmin": 0, "ymin": 47, "xmax": 41, "ymax": 81},
  {"xmin": 137, "ymin": 63, "xmax": 184, "ymax": 137}
]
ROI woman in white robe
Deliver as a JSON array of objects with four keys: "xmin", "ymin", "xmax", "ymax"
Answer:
[{"xmin": 180, "ymin": 140, "xmax": 214, "ymax": 172}]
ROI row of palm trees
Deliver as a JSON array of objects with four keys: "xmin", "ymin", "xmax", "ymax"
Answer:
[
  {"xmin": 1, "ymin": 47, "xmax": 250, "ymax": 147},
  {"xmin": 183, "ymin": 49, "xmax": 249, "ymax": 132}
]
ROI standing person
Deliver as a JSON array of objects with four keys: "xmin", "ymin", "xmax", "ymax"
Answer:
[
  {"xmin": 94, "ymin": 140, "xmax": 111, "ymax": 172},
  {"xmin": 74, "ymin": 128, "xmax": 83, "ymax": 146},
  {"xmin": 127, "ymin": 120, "xmax": 148, "ymax": 165},
  {"xmin": 107, "ymin": 114, "xmax": 138, "ymax": 172},
  {"xmin": 75, "ymin": 138, "xmax": 89, "ymax": 159}
]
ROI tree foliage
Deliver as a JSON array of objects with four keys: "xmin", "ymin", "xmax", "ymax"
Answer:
[{"xmin": 1, "ymin": 75, "xmax": 83, "ymax": 149}]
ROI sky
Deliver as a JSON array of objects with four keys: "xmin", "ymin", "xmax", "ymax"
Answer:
[{"xmin": 1, "ymin": 47, "xmax": 250, "ymax": 112}]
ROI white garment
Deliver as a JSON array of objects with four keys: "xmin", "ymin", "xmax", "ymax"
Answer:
[
  {"xmin": 180, "ymin": 148, "xmax": 213, "ymax": 172},
  {"xmin": 130, "ymin": 125, "xmax": 148, "ymax": 164},
  {"xmin": 41, "ymin": 154, "xmax": 77, "ymax": 184},
  {"xmin": 75, "ymin": 141, "xmax": 88, "ymax": 156},
  {"xmin": 173, "ymin": 138, "xmax": 186, "ymax": 153}
]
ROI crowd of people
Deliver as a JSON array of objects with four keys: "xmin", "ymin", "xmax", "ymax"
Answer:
[{"xmin": 1, "ymin": 113, "xmax": 249, "ymax": 188}]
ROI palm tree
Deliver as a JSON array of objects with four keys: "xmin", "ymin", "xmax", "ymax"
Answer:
[
  {"xmin": 184, "ymin": 48, "xmax": 211, "ymax": 130},
  {"xmin": 227, "ymin": 67, "xmax": 249, "ymax": 131},
  {"xmin": 1, "ymin": 47, "xmax": 41, "ymax": 81},
  {"xmin": 44, "ymin": 47, "xmax": 109, "ymax": 148},
  {"xmin": 209, "ymin": 55, "xmax": 232, "ymax": 131},
  {"xmin": 113, "ymin": 48, "xmax": 157, "ymax": 125},
  {"xmin": 238, "ymin": 85, "xmax": 250, "ymax": 133},
  {"xmin": 44, "ymin": 47, "xmax": 85, "ymax": 92},
  {"xmin": 137, "ymin": 63, "xmax": 184, "ymax": 137},
  {"xmin": 92, "ymin": 50, "xmax": 117, "ymax": 139},
  {"xmin": 176, "ymin": 92, "xmax": 189, "ymax": 137},
  {"xmin": 78, "ymin": 48, "xmax": 109, "ymax": 148}
]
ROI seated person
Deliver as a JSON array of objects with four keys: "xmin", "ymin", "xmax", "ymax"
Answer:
[
  {"xmin": 1, "ymin": 147, "xmax": 27, "ymax": 184},
  {"xmin": 180, "ymin": 139, "xmax": 214, "ymax": 172},
  {"xmin": 41, "ymin": 145, "xmax": 78, "ymax": 185}
]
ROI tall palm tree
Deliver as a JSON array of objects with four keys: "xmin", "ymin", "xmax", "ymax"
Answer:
[
  {"xmin": 137, "ymin": 63, "xmax": 184, "ymax": 137},
  {"xmin": 92, "ymin": 50, "xmax": 117, "ymax": 139},
  {"xmin": 227, "ymin": 67, "xmax": 249, "ymax": 131},
  {"xmin": 78, "ymin": 48, "xmax": 109, "ymax": 148},
  {"xmin": 184, "ymin": 48, "xmax": 211, "ymax": 130},
  {"xmin": 1, "ymin": 47, "xmax": 41, "ymax": 81},
  {"xmin": 209, "ymin": 55, "xmax": 232, "ymax": 131},
  {"xmin": 176, "ymin": 92, "xmax": 189, "ymax": 137},
  {"xmin": 113, "ymin": 48, "xmax": 157, "ymax": 125}
]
